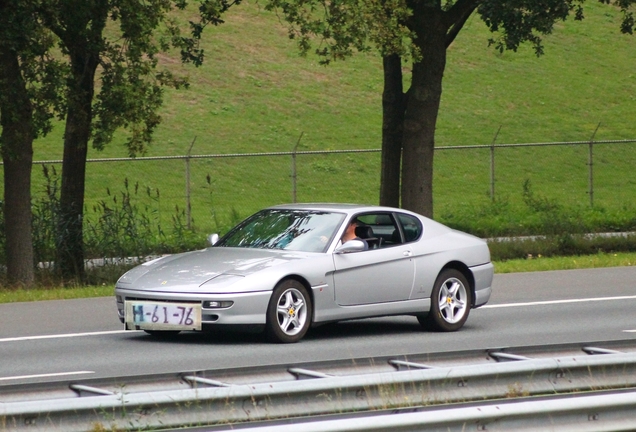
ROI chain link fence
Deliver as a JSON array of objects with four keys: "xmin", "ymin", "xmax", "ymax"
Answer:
[{"xmin": 5, "ymin": 138, "xmax": 636, "ymax": 235}]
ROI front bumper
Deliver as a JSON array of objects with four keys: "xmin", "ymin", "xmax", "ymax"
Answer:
[{"xmin": 115, "ymin": 287, "xmax": 272, "ymax": 327}]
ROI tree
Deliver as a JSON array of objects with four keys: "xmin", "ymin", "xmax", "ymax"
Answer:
[
  {"xmin": 0, "ymin": 0, "xmax": 63, "ymax": 286},
  {"xmin": 266, "ymin": 0, "xmax": 635, "ymax": 217},
  {"xmin": 36, "ymin": 0, "xmax": 239, "ymax": 282},
  {"xmin": 0, "ymin": 9, "xmax": 35, "ymax": 286}
]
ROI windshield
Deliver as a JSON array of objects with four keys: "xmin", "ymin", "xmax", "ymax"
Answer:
[{"xmin": 216, "ymin": 209, "xmax": 345, "ymax": 253}]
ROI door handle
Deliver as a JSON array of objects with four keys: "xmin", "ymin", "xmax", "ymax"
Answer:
[{"xmin": 403, "ymin": 250, "xmax": 412, "ymax": 257}]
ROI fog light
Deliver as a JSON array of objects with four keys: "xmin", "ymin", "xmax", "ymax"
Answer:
[{"xmin": 203, "ymin": 301, "xmax": 233, "ymax": 309}]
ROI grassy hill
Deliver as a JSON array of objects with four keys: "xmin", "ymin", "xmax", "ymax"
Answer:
[{"xmin": 21, "ymin": 0, "xmax": 636, "ymax": 238}]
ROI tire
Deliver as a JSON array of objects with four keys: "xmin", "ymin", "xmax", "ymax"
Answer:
[
  {"xmin": 266, "ymin": 279, "xmax": 312, "ymax": 343},
  {"xmin": 419, "ymin": 269, "xmax": 472, "ymax": 332}
]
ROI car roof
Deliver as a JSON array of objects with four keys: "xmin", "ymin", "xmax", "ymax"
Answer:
[{"xmin": 267, "ymin": 203, "xmax": 418, "ymax": 217}]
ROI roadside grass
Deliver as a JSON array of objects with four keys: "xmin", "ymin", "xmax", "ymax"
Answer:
[
  {"xmin": 1, "ymin": 252, "xmax": 635, "ymax": 303},
  {"xmin": 493, "ymin": 251, "xmax": 636, "ymax": 273},
  {"xmin": 0, "ymin": 285, "xmax": 114, "ymax": 303}
]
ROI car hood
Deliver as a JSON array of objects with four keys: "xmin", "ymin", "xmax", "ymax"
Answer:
[{"xmin": 117, "ymin": 247, "xmax": 309, "ymax": 292}]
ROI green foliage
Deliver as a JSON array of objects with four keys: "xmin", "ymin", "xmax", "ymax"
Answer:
[
  {"xmin": 21, "ymin": 166, "xmax": 205, "ymax": 284},
  {"xmin": 83, "ymin": 180, "xmax": 205, "ymax": 259},
  {"xmin": 171, "ymin": 0, "xmax": 244, "ymax": 66},
  {"xmin": 439, "ymin": 180, "xmax": 636, "ymax": 238},
  {"xmin": 264, "ymin": 0, "xmax": 410, "ymax": 63},
  {"xmin": 13, "ymin": 166, "xmax": 636, "ymax": 285},
  {"xmin": 479, "ymin": 0, "xmax": 585, "ymax": 56},
  {"xmin": 31, "ymin": 165, "xmax": 61, "ymax": 266},
  {"xmin": 0, "ymin": 200, "xmax": 4, "ymax": 266},
  {"xmin": 168, "ymin": 204, "xmax": 205, "ymax": 250},
  {"xmin": 40, "ymin": 0, "xmax": 234, "ymax": 156},
  {"xmin": 23, "ymin": 0, "xmax": 244, "ymax": 281},
  {"xmin": 0, "ymin": 0, "xmax": 66, "ymax": 141},
  {"xmin": 91, "ymin": 0, "xmax": 244, "ymax": 155},
  {"xmin": 263, "ymin": 0, "xmax": 636, "ymax": 65},
  {"xmin": 441, "ymin": 176, "xmax": 636, "ymax": 264},
  {"xmin": 85, "ymin": 179, "xmax": 157, "ymax": 259},
  {"xmin": 489, "ymin": 233, "xmax": 636, "ymax": 261}
]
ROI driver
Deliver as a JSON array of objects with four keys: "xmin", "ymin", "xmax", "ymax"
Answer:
[{"xmin": 339, "ymin": 219, "xmax": 368, "ymax": 250}]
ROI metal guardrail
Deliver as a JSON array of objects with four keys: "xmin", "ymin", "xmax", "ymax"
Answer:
[
  {"xmin": 218, "ymin": 390, "xmax": 636, "ymax": 432},
  {"xmin": 2, "ymin": 341, "xmax": 636, "ymax": 431}
]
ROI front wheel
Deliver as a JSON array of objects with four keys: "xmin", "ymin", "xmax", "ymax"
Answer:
[
  {"xmin": 266, "ymin": 279, "xmax": 312, "ymax": 343},
  {"xmin": 419, "ymin": 269, "xmax": 472, "ymax": 332}
]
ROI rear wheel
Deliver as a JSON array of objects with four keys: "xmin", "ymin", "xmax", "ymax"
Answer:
[
  {"xmin": 266, "ymin": 279, "xmax": 312, "ymax": 343},
  {"xmin": 419, "ymin": 269, "xmax": 472, "ymax": 332}
]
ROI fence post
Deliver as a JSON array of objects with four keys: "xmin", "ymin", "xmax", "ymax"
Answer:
[
  {"xmin": 490, "ymin": 126, "xmax": 502, "ymax": 202},
  {"xmin": 291, "ymin": 132, "xmax": 303, "ymax": 203},
  {"xmin": 185, "ymin": 136, "xmax": 197, "ymax": 229},
  {"xmin": 588, "ymin": 123, "xmax": 600, "ymax": 208}
]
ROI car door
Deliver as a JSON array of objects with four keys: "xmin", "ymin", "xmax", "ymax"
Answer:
[{"xmin": 332, "ymin": 213, "xmax": 416, "ymax": 306}]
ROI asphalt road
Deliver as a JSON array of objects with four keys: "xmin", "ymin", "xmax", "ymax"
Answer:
[{"xmin": 1, "ymin": 266, "xmax": 636, "ymax": 386}]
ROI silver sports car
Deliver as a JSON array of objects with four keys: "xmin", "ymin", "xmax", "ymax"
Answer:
[{"xmin": 115, "ymin": 204, "xmax": 493, "ymax": 343}]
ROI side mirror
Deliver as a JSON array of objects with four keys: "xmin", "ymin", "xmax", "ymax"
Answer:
[
  {"xmin": 208, "ymin": 233, "xmax": 220, "ymax": 246},
  {"xmin": 334, "ymin": 239, "xmax": 366, "ymax": 254}
]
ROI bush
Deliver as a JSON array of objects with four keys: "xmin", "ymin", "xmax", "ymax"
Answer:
[
  {"xmin": 439, "ymin": 180, "xmax": 636, "ymax": 237},
  {"xmin": 1, "ymin": 172, "xmax": 635, "ymax": 285},
  {"xmin": 489, "ymin": 233, "xmax": 636, "ymax": 261},
  {"xmin": 14, "ymin": 166, "xmax": 208, "ymax": 284}
]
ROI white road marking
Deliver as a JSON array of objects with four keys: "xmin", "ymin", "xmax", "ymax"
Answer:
[
  {"xmin": 2, "ymin": 296, "xmax": 635, "ymax": 342},
  {"xmin": 0, "ymin": 371, "xmax": 94, "ymax": 382},
  {"xmin": 623, "ymin": 330, "xmax": 636, "ymax": 333},
  {"xmin": 481, "ymin": 295, "xmax": 636, "ymax": 309},
  {"xmin": 0, "ymin": 329, "xmax": 137, "ymax": 343}
]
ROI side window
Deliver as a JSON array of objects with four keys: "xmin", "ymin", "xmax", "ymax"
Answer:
[
  {"xmin": 354, "ymin": 213, "xmax": 401, "ymax": 248},
  {"xmin": 397, "ymin": 213, "xmax": 422, "ymax": 243}
]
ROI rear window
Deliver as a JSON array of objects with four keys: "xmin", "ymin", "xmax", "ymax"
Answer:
[{"xmin": 397, "ymin": 213, "xmax": 422, "ymax": 242}]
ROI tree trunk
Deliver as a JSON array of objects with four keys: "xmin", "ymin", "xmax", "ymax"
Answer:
[
  {"xmin": 56, "ymin": 49, "xmax": 98, "ymax": 282},
  {"xmin": 400, "ymin": 8, "xmax": 447, "ymax": 218},
  {"xmin": 379, "ymin": 54, "xmax": 406, "ymax": 208},
  {"xmin": 0, "ymin": 45, "xmax": 35, "ymax": 287}
]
